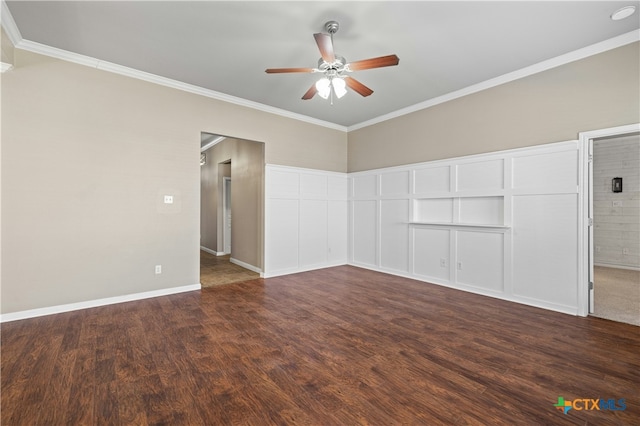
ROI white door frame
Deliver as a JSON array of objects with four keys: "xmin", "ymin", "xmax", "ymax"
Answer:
[
  {"xmin": 223, "ymin": 177, "xmax": 231, "ymax": 254},
  {"xmin": 578, "ymin": 123, "xmax": 640, "ymax": 317}
]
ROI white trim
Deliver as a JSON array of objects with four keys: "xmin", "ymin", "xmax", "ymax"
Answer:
[
  {"xmin": 266, "ymin": 163, "xmax": 349, "ymax": 178},
  {"xmin": 0, "ymin": 283, "xmax": 201, "ymax": 323},
  {"xmin": 0, "ymin": 61, "xmax": 12, "ymax": 72},
  {"xmin": 230, "ymin": 257, "xmax": 262, "ymax": 275},
  {"xmin": 5, "ymin": 14, "xmax": 636, "ymax": 134},
  {"xmin": 348, "ymin": 30, "xmax": 640, "ymax": 132},
  {"xmin": 201, "ymin": 136, "xmax": 226, "ymax": 152},
  {"xmin": 200, "ymin": 246, "xmax": 226, "ymax": 256},
  {"xmin": 263, "ymin": 261, "xmax": 347, "ymax": 279},
  {"xmin": 578, "ymin": 123, "xmax": 640, "ymax": 317},
  {"xmin": 0, "ymin": 0, "xmax": 22, "ymax": 46},
  {"xmin": 594, "ymin": 263, "xmax": 640, "ymax": 272},
  {"xmin": 15, "ymin": 39, "xmax": 99, "ymax": 67},
  {"xmin": 347, "ymin": 262, "xmax": 579, "ymax": 316},
  {"xmin": 222, "ymin": 177, "xmax": 232, "ymax": 255},
  {"xmin": 201, "ymin": 246, "xmax": 228, "ymax": 256},
  {"xmin": 349, "ymin": 140, "xmax": 578, "ymax": 177},
  {"xmin": 13, "ymin": 39, "xmax": 347, "ymax": 132}
]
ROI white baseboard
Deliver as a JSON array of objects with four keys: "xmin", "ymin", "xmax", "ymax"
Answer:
[
  {"xmin": 595, "ymin": 263, "xmax": 640, "ymax": 272},
  {"xmin": 262, "ymin": 261, "xmax": 347, "ymax": 278},
  {"xmin": 200, "ymin": 246, "xmax": 226, "ymax": 256},
  {"xmin": 346, "ymin": 261, "xmax": 580, "ymax": 316},
  {"xmin": 230, "ymin": 257, "xmax": 263, "ymax": 276},
  {"xmin": 0, "ymin": 283, "xmax": 201, "ymax": 323}
]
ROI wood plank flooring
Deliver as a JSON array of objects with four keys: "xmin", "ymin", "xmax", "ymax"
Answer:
[
  {"xmin": 200, "ymin": 250, "xmax": 260, "ymax": 288},
  {"xmin": 2, "ymin": 265, "xmax": 639, "ymax": 425}
]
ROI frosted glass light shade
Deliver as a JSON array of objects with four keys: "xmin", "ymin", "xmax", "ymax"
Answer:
[
  {"xmin": 332, "ymin": 78, "xmax": 347, "ymax": 98},
  {"xmin": 315, "ymin": 78, "xmax": 331, "ymax": 99}
]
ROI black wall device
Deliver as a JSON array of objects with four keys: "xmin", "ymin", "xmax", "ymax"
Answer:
[{"xmin": 612, "ymin": 177, "xmax": 623, "ymax": 193}]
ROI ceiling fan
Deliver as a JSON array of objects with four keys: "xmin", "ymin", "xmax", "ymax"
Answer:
[{"xmin": 265, "ymin": 21, "xmax": 399, "ymax": 101}]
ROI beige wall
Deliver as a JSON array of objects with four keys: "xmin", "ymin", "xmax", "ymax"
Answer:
[
  {"xmin": 1, "ymin": 49, "xmax": 345, "ymax": 314},
  {"xmin": 348, "ymin": 42, "xmax": 640, "ymax": 172},
  {"xmin": 1, "ymin": 28, "xmax": 14, "ymax": 66},
  {"xmin": 3, "ymin": 40, "xmax": 639, "ymax": 315},
  {"xmin": 200, "ymin": 138, "xmax": 264, "ymax": 270}
]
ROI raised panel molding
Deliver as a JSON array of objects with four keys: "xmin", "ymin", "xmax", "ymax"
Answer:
[
  {"xmin": 414, "ymin": 166, "xmax": 450, "ymax": 194},
  {"xmin": 265, "ymin": 165, "xmax": 347, "ymax": 277},
  {"xmin": 413, "ymin": 227, "xmax": 450, "ymax": 282},
  {"xmin": 352, "ymin": 200, "xmax": 377, "ymax": 266},
  {"xmin": 349, "ymin": 140, "xmax": 581, "ymax": 316},
  {"xmin": 352, "ymin": 174, "xmax": 378, "ymax": 199},
  {"xmin": 457, "ymin": 159, "xmax": 504, "ymax": 192},
  {"xmin": 380, "ymin": 199, "xmax": 410, "ymax": 272},
  {"xmin": 380, "ymin": 171, "xmax": 410, "ymax": 196}
]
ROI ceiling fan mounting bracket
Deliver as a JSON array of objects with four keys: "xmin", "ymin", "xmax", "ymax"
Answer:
[{"xmin": 324, "ymin": 21, "xmax": 339, "ymax": 35}]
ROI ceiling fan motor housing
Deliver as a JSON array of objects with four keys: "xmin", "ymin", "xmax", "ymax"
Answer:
[{"xmin": 318, "ymin": 56, "xmax": 346, "ymax": 74}]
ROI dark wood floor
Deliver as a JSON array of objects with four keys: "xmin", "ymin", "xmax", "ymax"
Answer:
[{"xmin": 2, "ymin": 266, "xmax": 639, "ymax": 425}]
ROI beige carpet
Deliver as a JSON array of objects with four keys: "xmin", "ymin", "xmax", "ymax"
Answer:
[
  {"xmin": 592, "ymin": 266, "xmax": 640, "ymax": 326},
  {"xmin": 200, "ymin": 250, "xmax": 261, "ymax": 288}
]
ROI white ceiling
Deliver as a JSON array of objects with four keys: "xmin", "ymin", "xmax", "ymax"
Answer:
[{"xmin": 5, "ymin": 1, "xmax": 640, "ymax": 129}]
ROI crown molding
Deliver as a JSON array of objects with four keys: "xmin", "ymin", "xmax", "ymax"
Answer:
[
  {"xmin": 0, "ymin": 0, "xmax": 21, "ymax": 46},
  {"xmin": 0, "ymin": 61, "xmax": 12, "ymax": 72},
  {"xmin": 14, "ymin": 39, "xmax": 348, "ymax": 132},
  {"xmin": 201, "ymin": 136, "xmax": 226, "ymax": 152},
  {"xmin": 348, "ymin": 29, "xmax": 640, "ymax": 132},
  {"xmin": 4, "ymin": 0, "xmax": 638, "ymax": 136}
]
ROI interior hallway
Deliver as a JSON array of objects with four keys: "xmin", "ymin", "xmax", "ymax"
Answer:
[{"xmin": 200, "ymin": 250, "xmax": 260, "ymax": 288}]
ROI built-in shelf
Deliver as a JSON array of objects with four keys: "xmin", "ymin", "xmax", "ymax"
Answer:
[
  {"xmin": 408, "ymin": 222, "xmax": 511, "ymax": 229},
  {"xmin": 413, "ymin": 195, "xmax": 505, "ymax": 227}
]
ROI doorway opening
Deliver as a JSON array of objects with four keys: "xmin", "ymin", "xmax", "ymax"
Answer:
[
  {"xmin": 199, "ymin": 132, "xmax": 265, "ymax": 287},
  {"xmin": 580, "ymin": 124, "xmax": 640, "ymax": 326}
]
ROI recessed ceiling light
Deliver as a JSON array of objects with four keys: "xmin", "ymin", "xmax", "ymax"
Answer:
[{"xmin": 611, "ymin": 5, "xmax": 636, "ymax": 21}]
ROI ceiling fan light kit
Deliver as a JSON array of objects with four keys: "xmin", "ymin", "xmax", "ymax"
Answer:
[{"xmin": 266, "ymin": 21, "xmax": 399, "ymax": 102}]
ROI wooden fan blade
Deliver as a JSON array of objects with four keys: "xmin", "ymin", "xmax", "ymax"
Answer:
[
  {"xmin": 314, "ymin": 33, "xmax": 335, "ymax": 63},
  {"xmin": 302, "ymin": 84, "xmax": 317, "ymax": 100},
  {"xmin": 265, "ymin": 67, "xmax": 315, "ymax": 74},
  {"xmin": 347, "ymin": 54, "xmax": 399, "ymax": 71},
  {"xmin": 344, "ymin": 76, "xmax": 374, "ymax": 97}
]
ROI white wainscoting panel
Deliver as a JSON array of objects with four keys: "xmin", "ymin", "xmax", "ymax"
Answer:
[
  {"xmin": 352, "ymin": 200, "xmax": 377, "ymax": 267},
  {"xmin": 328, "ymin": 200, "xmax": 348, "ymax": 263},
  {"xmin": 349, "ymin": 140, "xmax": 582, "ymax": 316},
  {"xmin": 414, "ymin": 166, "xmax": 450, "ymax": 194},
  {"xmin": 268, "ymin": 169, "xmax": 300, "ymax": 197},
  {"xmin": 265, "ymin": 198, "xmax": 299, "ymax": 273},
  {"xmin": 299, "ymin": 199, "xmax": 328, "ymax": 268},
  {"xmin": 413, "ymin": 227, "xmax": 451, "ymax": 282},
  {"xmin": 265, "ymin": 165, "xmax": 347, "ymax": 277},
  {"xmin": 414, "ymin": 198, "xmax": 454, "ymax": 223},
  {"xmin": 512, "ymin": 194, "xmax": 579, "ymax": 310},
  {"xmin": 457, "ymin": 159, "xmax": 504, "ymax": 192},
  {"xmin": 353, "ymin": 174, "xmax": 378, "ymax": 199},
  {"xmin": 512, "ymin": 149, "xmax": 578, "ymax": 192},
  {"xmin": 381, "ymin": 171, "xmax": 410, "ymax": 196},
  {"xmin": 380, "ymin": 199, "xmax": 410, "ymax": 272},
  {"xmin": 456, "ymin": 230, "xmax": 504, "ymax": 293},
  {"xmin": 300, "ymin": 173, "xmax": 328, "ymax": 198}
]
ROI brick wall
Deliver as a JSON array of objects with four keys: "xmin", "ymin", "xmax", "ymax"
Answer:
[{"xmin": 593, "ymin": 134, "xmax": 640, "ymax": 269}]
